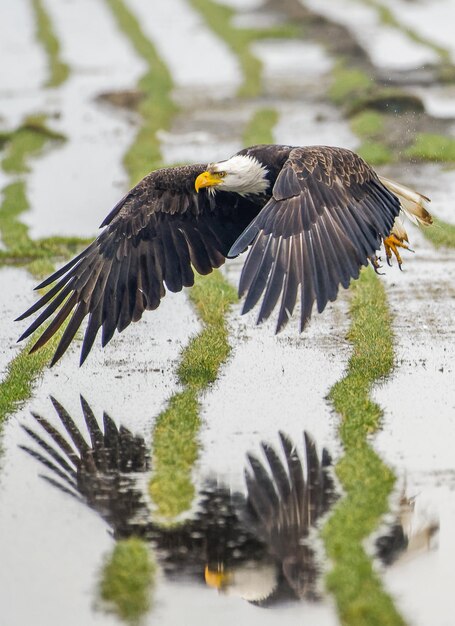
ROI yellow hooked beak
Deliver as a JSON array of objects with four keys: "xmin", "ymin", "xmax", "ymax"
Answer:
[
  {"xmin": 195, "ymin": 171, "xmax": 224, "ymax": 192},
  {"xmin": 204, "ymin": 564, "xmax": 231, "ymax": 590}
]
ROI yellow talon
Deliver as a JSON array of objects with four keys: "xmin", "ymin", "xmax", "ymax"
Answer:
[{"xmin": 383, "ymin": 234, "xmax": 412, "ymax": 270}]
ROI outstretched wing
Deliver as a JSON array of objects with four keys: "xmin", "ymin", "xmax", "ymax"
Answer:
[
  {"xmin": 229, "ymin": 146, "xmax": 401, "ymax": 332},
  {"xmin": 245, "ymin": 432, "xmax": 337, "ymax": 599},
  {"xmin": 17, "ymin": 164, "xmax": 259, "ymax": 365}
]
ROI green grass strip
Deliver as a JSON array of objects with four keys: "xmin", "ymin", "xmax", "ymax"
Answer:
[
  {"xmin": 405, "ymin": 133, "xmax": 455, "ymax": 162},
  {"xmin": 1, "ymin": 116, "xmax": 65, "ymax": 174},
  {"xmin": 329, "ymin": 65, "xmax": 373, "ymax": 111},
  {"xmin": 0, "ymin": 181, "xmax": 87, "ymax": 255},
  {"xmin": 421, "ymin": 216, "xmax": 455, "ymax": 248},
  {"xmin": 31, "ymin": 0, "xmax": 70, "ymax": 87},
  {"xmin": 322, "ymin": 268, "xmax": 405, "ymax": 626},
  {"xmin": 0, "ymin": 328, "xmax": 65, "ymax": 428},
  {"xmin": 149, "ymin": 272, "xmax": 237, "ymax": 520},
  {"xmin": 350, "ymin": 111, "xmax": 385, "ymax": 138},
  {"xmin": 357, "ymin": 142, "xmax": 393, "ymax": 166},
  {"xmin": 243, "ymin": 107, "xmax": 278, "ymax": 146},
  {"xmin": 0, "ymin": 181, "xmax": 32, "ymax": 252},
  {"xmin": 99, "ymin": 538, "xmax": 156, "ymax": 626},
  {"xmin": 104, "ymin": 0, "xmax": 176, "ymax": 184},
  {"xmin": 189, "ymin": 0, "xmax": 300, "ymax": 97}
]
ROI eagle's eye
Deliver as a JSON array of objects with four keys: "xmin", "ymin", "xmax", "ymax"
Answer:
[{"xmin": 217, "ymin": 171, "xmax": 226, "ymax": 178}]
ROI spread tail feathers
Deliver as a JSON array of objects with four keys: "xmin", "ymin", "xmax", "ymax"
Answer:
[{"xmin": 379, "ymin": 176, "xmax": 433, "ymax": 227}]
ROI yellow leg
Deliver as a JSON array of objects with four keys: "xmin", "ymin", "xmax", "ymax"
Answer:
[{"xmin": 383, "ymin": 234, "xmax": 413, "ymax": 270}]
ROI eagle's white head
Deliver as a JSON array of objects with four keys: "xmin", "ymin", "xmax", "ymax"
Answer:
[{"xmin": 195, "ymin": 154, "xmax": 269, "ymax": 196}]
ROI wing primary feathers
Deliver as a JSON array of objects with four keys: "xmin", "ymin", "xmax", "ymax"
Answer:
[
  {"xmin": 257, "ymin": 237, "xmax": 286, "ymax": 325},
  {"xmin": 115, "ymin": 252, "xmax": 133, "ymax": 333},
  {"xmin": 313, "ymin": 223, "xmax": 340, "ymax": 303},
  {"xmin": 276, "ymin": 240, "xmax": 299, "ymax": 333},
  {"xmin": 241, "ymin": 236, "xmax": 274, "ymax": 314},
  {"xmin": 15, "ymin": 272, "xmax": 76, "ymax": 322},
  {"xmin": 308, "ymin": 226, "xmax": 331, "ymax": 313},
  {"xmin": 29, "ymin": 293, "xmax": 78, "ymax": 355},
  {"xmin": 228, "ymin": 220, "xmax": 261, "ymax": 258},
  {"xmin": 161, "ymin": 221, "xmax": 183, "ymax": 292},
  {"xmin": 300, "ymin": 232, "xmax": 316, "ymax": 331},
  {"xmin": 181, "ymin": 223, "xmax": 212, "ymax": 276},
  {"xmin": 238, "ymin": 234, "xmax": 268, "ymax": 297},
  {"xmin": 80, "ymin": 307, "xmax": 102, "ymax": 365},
  {"xmin": 51, "ymin": 300, "xmax": 89, "ymax": 366},
  {"xmin": 101, "ymin": 261, "xmax": 123, "ymax": 347},
  {"xmin": 171, "ymin": 226, "xmax": 193, "ymax": 287},
  {"xmin": 304, "ymin": 229, "xmax": 329, "ymax": 315},
  {"xmin": 118, "ymin": 253, "xmax": 137, "ymax": 333},
  {"xmin": 17, "ymin": 278, "xmax": 76, "ymax": 342},
  {"xmin": 320, "ymin": 214, "xmax": 357, "ymax": 289}
]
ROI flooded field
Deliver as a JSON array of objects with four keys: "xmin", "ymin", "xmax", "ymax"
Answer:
[{"xmin": 1, "ymin": 1, "xmax": 455, "ymax": 625}]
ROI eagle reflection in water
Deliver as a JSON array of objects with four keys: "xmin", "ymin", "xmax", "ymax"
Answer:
[{"xmin": 20, "ymin": 397, "xmax": 438, "ymax": 607}]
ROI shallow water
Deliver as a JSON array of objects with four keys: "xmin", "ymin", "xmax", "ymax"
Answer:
[
  {"xmin": 379, "ymin": 0, "xmax": 455, "ymax": 62},
  {"xmin": 301, "ymin": 0, "xmax": 438, "ymax": 70},
  {"xmin": 0, "ymin": 0, "xmax": 47, "ymax": 128},
  {"xmin": 0, "ymin": 269, "xmax": 36, "ymax": 381},
  {"xmin": 125, "ymin": 0, "xmax": 241, "ymax": 99},
  {"xmin": 372, "ymin": 222, "xmax": 455, "ymax": 626}
]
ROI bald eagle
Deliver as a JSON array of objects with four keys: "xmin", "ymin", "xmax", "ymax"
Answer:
[{"xmin": 16, "ymin": 144, "xmax": 432, "ymax": 365}]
